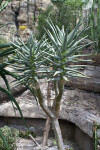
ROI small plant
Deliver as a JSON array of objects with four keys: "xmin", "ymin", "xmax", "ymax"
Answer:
[
  {"xmin": 65, "ymin": 148, "xmax": 73, "ymax": 150},
  {"xmin": 93, "ymin": 122, "xmax": 100, "ymax": 150},
  {"xmin": 37, "ymin": 0, "xmax": 84, "ymax": 40},
  {"xmin": 0, "ymin": 126, "xmax": 19, "ymax": 150},
  {"xmin": 84, "ymin": 0, "xmax": 100, "ymax": 53},
  {"xmin": 19, "ymin": 130, "xmax": 36, "ymax": 139},
  {"xmin": 52, "ymin": 139, "xmax": 56, "ymax": 145},
  {"xmin": 36, "ymin": 5, "xmax": 53, "ymax": 39}
]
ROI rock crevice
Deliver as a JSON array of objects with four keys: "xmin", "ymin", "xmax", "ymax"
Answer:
[{"xmin": 0, "ymin": 0, "xmax": 51, "ymax": 40}]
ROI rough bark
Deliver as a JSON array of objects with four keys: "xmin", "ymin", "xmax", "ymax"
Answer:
[
  {"xmin": 36, "ymin": 81, "xmax": 65, "ymax": 150},
  {"xmin": 42, "ymin": 81, "xmax": 52, "ymax": 146},
  {"xmin": 52, "ymin": 81, "xmax": 65, "ymax": 150},
  {"xmin": 35, "ymin": 81, "xmax": 55, "ymax": 119},
  {"xmin": 54, "ymin": 80, "xmax": 64, "ymax": 117},
  {"xmin": 42, "ymin": 117, "xmax": 51, "ymax": 146},
  {"xmin": 52, "ymin": 118, "xmax": 65, "ymax": 150}
]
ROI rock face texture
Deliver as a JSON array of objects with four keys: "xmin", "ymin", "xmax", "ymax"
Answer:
[
  {"xmin": 65, "ymin": 65, "xmax": 100, "ymax": 93},
  {"xmin": 0, "ymin": 88, "xmax": 100, "ymax": 138},
  {"xmin": 62, "ymin": 64, "xmax": 100, "ymax": 138},
  {"xmin": 16, "ymin": 137, "xmax": 73, "ymax": 150},
  {"xmin": 0, "ymin": 0, "xmax": 51, "ymax": 40}
]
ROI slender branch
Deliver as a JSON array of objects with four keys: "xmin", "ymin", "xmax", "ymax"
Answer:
[
  {"xmin": 29, "ymin": 134, "xmax": 40, "ymax": 146},
  {"xmin": 42, "ymin": 116, "xmax": 51, "ymax": 146},
  {"xmin": 54, "ymin": 80, "xmax": 58, "ymax": 96},
  {"xmin": 42, "ymin": 81, "xmax": 52, "ymax": 146},
  {"xmin": 54, "ymin": 80, "xmax": 64, "ymax": 117},
  {"xmin": 35, "ymin": 82, "xmax": 55, "ymax": 119}
]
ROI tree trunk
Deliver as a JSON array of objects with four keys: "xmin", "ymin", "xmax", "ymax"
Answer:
[
  {"xmin": 42, "ymin": 117, "xmax": 51, "ymax": 146},
  {"xmin": 52, "ymin": 118, "xmax": 65, "ymax": 150},
  {"xmin": 36, "ymin": 81, "xmax": 65, "ymax": 150},
  {"xmin": 42, "ymin": 81, "xmax": 52, "ymax": 146}
]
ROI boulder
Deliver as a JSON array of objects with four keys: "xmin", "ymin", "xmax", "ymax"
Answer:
[
  {"xmin": 18, "ymin": 14, "xmax": 28, "ymax": 23},
  {"xmin": 0, "ymin": 90, "xmax": 46, "ymax": 118},
  {"xmin": 65, "ymin": 66, "xmax": 100, "ymax": 93},
  {"xmin": 0, "ymin": 0, "xmax": 52, "ymax": 40}
]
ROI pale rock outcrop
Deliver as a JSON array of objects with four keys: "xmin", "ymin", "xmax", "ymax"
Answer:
[
  {"xmin": 65, "ymin": 66, "xmax": 100, "ymax": 93},
  {"xmin": 0, "ymin": 0, "xmax": 51, "ymax": 40},
  {"xmin": 0, "ymin": 87, "xmax": 100, "ymax": 139}
]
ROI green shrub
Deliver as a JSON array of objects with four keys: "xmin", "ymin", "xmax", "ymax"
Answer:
[
  {"xmin": 19, "ymin": 130, "xmax": 36, "ymax": 139},
  {"xmin": 36, "ymin": 0, "xmax": 84, "ymax": 40},
  {"xmin": 36, "ymin": 5, "xmax": 54, "ymax": 39},
  {"xmin": 0, "ymin": 126, "xmax": 37, "ymax": 150},
  {"xmin": 0, "ymin": 126, "xmax": 19, "ymax": 150}
]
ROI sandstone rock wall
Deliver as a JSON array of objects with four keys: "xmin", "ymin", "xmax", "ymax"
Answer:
[
  {"xmin": 65, "ymin": 65, "xmax": 100, "ymax": 93},
  {"xmin": 0, "ymin": 0, "xmax": 51, "ymax": 40},
  {"xmin": 0, "ymin": 76, "xmax": 100, "ymax": 139},
  {"xmin": 63, "ymin": 61, "xmax": 100, "ymax": 138}
]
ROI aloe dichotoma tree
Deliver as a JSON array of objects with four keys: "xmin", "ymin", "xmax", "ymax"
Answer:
[{"xmin": 10, "ymin": 20, "xmax": 92, "ymax": 150}]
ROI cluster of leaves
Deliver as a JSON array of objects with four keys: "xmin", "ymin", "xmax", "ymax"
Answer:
[
  {"xmin": 89, "ymin": 0, "xmax": 100, "ymax": 53},
  {"xmin": 36, "ymin": 0, "xmax": 85, "ymax": 40},
  {"xmin": 0, "ymin": 126, "xmax": 19, "ymax": 150},
  {"xmin": 93, "ymin": 122, "xmax": 100, "ymax": 150},
  {"xmin": 82, "ymin": 0, "xmax": 100, "ymax": 53},
  {"xmin": 0, "ymin": 126, "xmax": 36, "ymax": 150},
  {"xmin": 0, "ymin": 37, "xmax": 8, "ymax": 63},
  {"xmin": 0, "ymin": 0, "xmax": 11, "ymax": 12},
  {"xmin": 10, "ymin": 19, "xmax": 92, "ymax": 91},
  {"xmin": 19, "ymin": 130, "xmax": 36, "ymax": 139},
  {"xmin": 52, "ymin": 0, "xmax": 84, "ymax": 28},
  {"xmin": 36, "ymin": 5, "xmax": 53, "ymax": 39}
]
